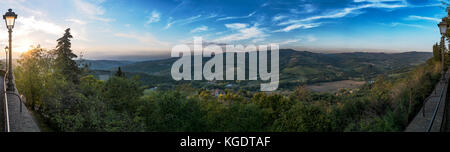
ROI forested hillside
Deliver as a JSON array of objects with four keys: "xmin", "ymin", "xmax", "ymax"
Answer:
[{"xmin": 86, "ymin": 49, "xmax": 431, "ymax": 91}]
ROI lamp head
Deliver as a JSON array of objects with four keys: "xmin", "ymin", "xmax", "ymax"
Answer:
[
  {"xmin": 438, "ymin": 20, "xmax": 448, "ymax": 35},
  {"xmin": 3, "ymin": 9, "xmax": 17, "ymax": 30}
]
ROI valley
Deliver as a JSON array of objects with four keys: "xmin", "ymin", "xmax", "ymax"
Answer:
[{"xmin": 81, "ymin": 49, "xmax": 432, "ymax": 92}]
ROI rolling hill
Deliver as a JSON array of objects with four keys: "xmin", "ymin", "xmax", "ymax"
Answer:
[
  {"xmin": 78, "ymin": 60, "xmax": 136, "ymax": 71},
  {"xmin": 86, "ymin": 49, "xmax": 433, "ymax": 90}
]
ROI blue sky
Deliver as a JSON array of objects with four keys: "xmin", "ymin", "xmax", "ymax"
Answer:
[{"xmin": 0, "ymin": 0, "xmax": 447, "ymax": 59}]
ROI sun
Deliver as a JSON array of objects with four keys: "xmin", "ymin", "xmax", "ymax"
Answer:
[
  {"xmin": 15, "ymin": 45, "xmax": 31, "ymax": 53},
  {"xmin": 14, "ymin": 39, "xmax": 35, "ymax": 53}
]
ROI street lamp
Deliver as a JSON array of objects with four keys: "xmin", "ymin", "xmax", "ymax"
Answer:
[
  {"xmin": 438, "ymin": 20, "xmax": 448, "ymax": 81},
  {"xmin": 439, "ymin": 21, "xmax": 448, "ymax": 35},
  {"xmin": 3, "ymin": 9, "xmax": 17, "ymax": 91},
  {"xmin": 4, "ymin": 46, "xmax": 7, "ymax": 72}
]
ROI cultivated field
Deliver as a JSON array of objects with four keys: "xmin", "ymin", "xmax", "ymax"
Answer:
[{"xmin": 306, "ymin": 80, "xmax": 366, "ymax": 93}]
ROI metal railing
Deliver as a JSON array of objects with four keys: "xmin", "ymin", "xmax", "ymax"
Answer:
[
  {"xmin": 3, "ymin": 69, "xmax": 9, "ymax": 132},
  {"xmin": 421, "ymin": 76, "xmax": 445, "ymax": 117},
  {"xmin": 425, "ymin": 72, "xmax": 449, "ymax": 132},
  {"xmin": 2, "ymin": 70, "xmax": 25, "ymax": 132}
]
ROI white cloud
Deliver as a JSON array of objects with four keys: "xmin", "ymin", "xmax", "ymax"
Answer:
[
  {"xmin": 91, "ymin": 16, "xmax": 115, "ymax": 22},
  {"xmin": 278, "ymin": 35, "xmax": 317, "ymax": 45},
  {"xmin": 303, "ymin": 4, "xmax": 317, "ymax": 13},
  {"xmin": 164, "ymin": 13, "xmax": 218, "ymax": 30},
  {"xmin": 165, "ymin": 15, "xmax": 201, "ymax": 29},
  {"xmin": 170, "ymin": 13, "xmax": 219, "ymax": 30},
  {"xmin": 190, "ymin": 26, "xmax": 208, "ymax": 33},
  {"xmin": 72, "ymin": 0, "xmax": 114, "ymax": 22},
  {"xmin": 114, "ymin": 32, "xmax": 170, "ymax": 47},
  {"xmin": 147, "ymin": 10, "xmax": 161, "ymax": 24},
  {"xmin": 354, "ymin": 0, "xmax": 408, "ymax": 8},
  {"xmin": 214, "ymin": 24, "xmax": 268, "ymax": 43},
  {"xmin": 276, "ymin": 0, "xmax": 408, "ymax": 32},
  {"xmin": 217, "ymin": 11, "xmax": 256, "ymax": 21},
  {"xmin": 354, "ymin": 0, "xmax": 404, "ymax": 2},
  {"xmin": 274, "ymin": 23, "xmax": 321, "ymax": 32},
  {"xmin": 73, "ymin": 0, "xmax": 105, "ymax": 16},
  {"xmin": 252, "ymin": 38, "xmax": 265, "ymax": 43},
  {"xmin": 164, "ymin": 13, "xmax": 217, "ymax": 30},
  {"xmin": 0, "ymin": 15, "xmax": 90, "ymax": 53},
  {"xmin": 225, "ymin": 23, "xmax": 248, "ymax": 30},
  {"xmin": 387, "ymin": 22, "xmax": 426, "ymax": 29},
  {"xmin": 290, "ymin": 4, "xmax": 316, "ymax": 14},
  {"xmin": 306, "ymin": 35, "xmax": 317, "ymax": 42},
  {"xmin": 279, "ymin": 5, "xmax": 369, "ymax": 26},
  {"xmin": 279, "ymin": 39, "xmax": 301, "ymax": 45},
  {"xmin": 180, "ymin": 15, "xmax": 202, "ymax": 25},
  {"xmin": 66, "ymin": 18, "xmax": 87, "ymax": 25},
  {"xmin": 272, "ymin": 15, "xmax": 287, "ymax": 21},
  {"xmin": 17, "ymin": 16, "xmax": 65, "ymax": 36},
  {"xmin": 408, "ymin": 15, "xmax": 441, "ymax": 22},
  {"xmin": 15, "ymin": 16, "xmax": 88, "ymax": 42},
  {"xmin": 0, "ymin": 0, "xmax": 46, "ymax": 17}
]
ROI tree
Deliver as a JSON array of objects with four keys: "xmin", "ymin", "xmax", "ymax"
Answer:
[
  {"xmin": 433, "ymin": 43, "xmax": 442, "ymax": 62},
  {"xmin": 291, "ymin": 85, "xmax": 312, "ymax": 102},
  {"xmin": 15, "ymin": 45, "xmax": 50, "ymax": 110},
  {"xmin": 54, "ymin": 28, "xmax": 79, "ymax": 83},
  {"xmin": 115, "ymin": 67, "xmax": 124, "ymax": 77},
  {"xmin": 102, "ymin": 77, "xmax": 143, "ymax": 112},
  {"xmin": 273, "ymin": 102, "xmax": 331, "ymax": 132}
]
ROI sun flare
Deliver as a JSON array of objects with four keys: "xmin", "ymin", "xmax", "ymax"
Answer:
[
  {"xmin": 15, "ymin": 45, "xmax": 31, "ymax": 53},
  {"xmin": 13, "ymin": 39, "xmax": 35, "ymax": 53}
]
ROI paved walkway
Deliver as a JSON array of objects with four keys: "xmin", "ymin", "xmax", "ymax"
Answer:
[
  {"xmin": 446, "ymin": 93, "xmax": 450, "ymax": 132},
  {"xmin": 1, "ymin": 77, "xmax": 40, "ymax": 132},
  {"xmin": 405, "ymin": 70, "xmax": 449, "ymax": 132},
  {"xmin": 0, "ymin": 77, "xmax": 4, "ymax": 131}
]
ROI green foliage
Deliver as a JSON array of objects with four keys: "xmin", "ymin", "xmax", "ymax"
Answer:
[
  {"xmin": 274, "ymin": 102, "xmax": 332, "ymax": 132},
  {"xmin": 433, "ymin": 43, "xmax": 442, "ymax": 62},
  {"xmin": 54, "ymin": 28, "xmax": 79, "ymax": 84},
  {"xmin": 15, "ymin": 46, "xmax": 51, "ymax": 110},
  {"xmin": 107, "ymin": 50, "xmax": 432, "ymax": 91},
  {"xmin": 103, "ymin": 76, "xmax": 143, "ymax": 112},
  {"xmin": 17, "ymin": 54, "xmax": 441, "ymax": 132},
  {"xmin": 115, "ymin": 67, "xmax": 124, "ymax": 77},
  {"xmin": 14, "ymin": 29, "xmax": 442, "ymax": 132}
]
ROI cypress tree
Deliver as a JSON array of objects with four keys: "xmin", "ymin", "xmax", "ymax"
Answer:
[
  {"xmin": 433, "ymin": 43, "xmax": 441, "ymax": 61},
  {"xmin": 115, "ymin": 67, "xmax": 124, "ymax": 77},
  {"xmin": 54, "ymin": 28, "xmax": 80, "ymax": 83}
]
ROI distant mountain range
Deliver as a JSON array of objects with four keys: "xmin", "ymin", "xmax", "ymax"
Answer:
[
  {"xmin": 83, "ymin": 49, "xmax": 433, "ymax": 90},
  {"xmin": 78, "ymin": 60, "xmax": 136, "ymax": 71}
]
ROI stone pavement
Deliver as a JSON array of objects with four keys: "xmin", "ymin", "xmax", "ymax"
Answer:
[
  {"xmin": 405, "ymin": 70, "xmax": 449, "ymax": 132},
  {"xmin": 0, "ymin": 77, "xmax": 4, "ymax": 131},
  {"xmin": 1, "ymin": 77, "xmax": 40, "ymax": 132}
]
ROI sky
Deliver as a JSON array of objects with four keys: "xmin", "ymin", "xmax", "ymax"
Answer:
[{"xmin": 0, "ymin": 0, "xmax": 448, "ymax": 60}]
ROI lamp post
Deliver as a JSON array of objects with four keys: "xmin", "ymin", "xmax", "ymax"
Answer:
[
  {"xmin": 438, "ymin": 20, "xmax": 448, "ymax": 81},
  {"xmin": 4, "ymin": 46, "xmax": 7, "ymax": 72},
  {"xmin": 3, "ymin": 9, "xmax": 17, "ymax": 91}
]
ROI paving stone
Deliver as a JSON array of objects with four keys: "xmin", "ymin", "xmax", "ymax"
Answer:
[
  {"xmin": 405, "ymin": 70, "xmax": 449, "ymax": 132},
  {"xmin": 1, "ymin": 77, "xmax": 40, "ymax": 132}
]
